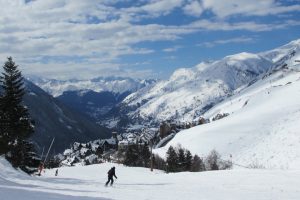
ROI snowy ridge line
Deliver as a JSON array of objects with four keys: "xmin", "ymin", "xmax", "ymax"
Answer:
[{"xmin": 28, "ymin": 76, "xmax": 156, "ymax": 97}]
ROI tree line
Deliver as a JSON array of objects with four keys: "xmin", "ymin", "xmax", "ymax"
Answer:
[{"xmin": 122, "ymin": 143, "xmax": 232, "ymax": 173}]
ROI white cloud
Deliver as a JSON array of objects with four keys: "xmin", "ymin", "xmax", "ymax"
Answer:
[
  {"xmin": 124, "ymin": 0, "xmax": 185, "ymax": 18},
  {"xmin": 200, "ymin": 0, "xmax": 300, "ymax": 18},
  {"xmin": 183, "ymin": 0, "xmax": 203, "ymax": 17},
  {"xmin": 188, "ymin": 19, "xmax": 300, "ymax": 32},
  {"xmin": 199, "ymin": 37, "xmax": 254, "ymax": 48},
  {"xmin": 163, "ymin": 45, "xmax": 182, "ymax": 52}
]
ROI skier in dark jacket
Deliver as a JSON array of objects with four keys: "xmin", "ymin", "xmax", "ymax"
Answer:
[{"xmin": 105, "ymin": 166, "xmax": 117, "ymax": 186}]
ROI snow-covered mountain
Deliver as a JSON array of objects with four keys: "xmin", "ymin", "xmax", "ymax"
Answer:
[
  {"xmin": 23, "ymin": 80, "xmax": 111, "ymax": 153},
  {"xmin": 154, "ymin": 39, "xmax": 300, "ymax": 169},
  {"xmin": 122, "ymin": 39, "xmax": 300, "ymax": 126},
  {"xmin": 27, "ymin": 76, "xmax": 156, "ymax": 125},
  {"xmin": 28, "ymin": 76, "xmax": 156, "ymax": 97}
]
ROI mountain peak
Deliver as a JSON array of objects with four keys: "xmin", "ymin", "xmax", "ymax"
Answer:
[{"xmin": 225, "ymin": 52, "xmax": 261, "ymax": 61}]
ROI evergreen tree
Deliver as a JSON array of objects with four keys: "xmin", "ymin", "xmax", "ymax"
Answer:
[
  {"xmin": 47, "ymin": 155, "xmax": 61, "ymax": 169},
  {"xmin": 8, "ymin": 140, "xmax": 40, "ymax": 174},
  {"xmin": 177, "ymin": 147, "xmax": 186, "ymax": 171},
  {"xmin": 123, "ymin": 144, "xmax": 139, "ymax": 166},
  {"xmin": 95, "ymin": 146, "xmax": 103, "ymax": 156},
  {"xmin": 184, "ymin": 150, "xmax": 193, "ymax": 171},
  {"xmin": 0, "ymin": 96, "xmax": 8, "ymax": 154},
  {"xmin": 0, "ymin": 57, "xmax": 36, "ymax": 173},
  {"xmin": 166, "ymin": 146, "xmax": 178, "ymax": 172},
  {"xmin": 191, "ymin": 154, "xmax": 205, "ymax": 172},
  {"xmin": 140, "ymin": 143, "xmax": 151, "ymax": 167}
]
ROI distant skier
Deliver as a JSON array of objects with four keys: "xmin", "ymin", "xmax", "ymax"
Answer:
[
  {"xmin": 105, "ymin": 166, "xmax": 117, "ymax": 186},
  {"xmin": 55, "ymin": 169, "xmax": 58, "ymax": 176},
  {"xmin": 38, "ymin": 162, "xmax": 44, "ymax": 176}
]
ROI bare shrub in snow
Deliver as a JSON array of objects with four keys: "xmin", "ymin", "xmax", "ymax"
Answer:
[
  {"xmin": 205, "ymin": 150, "xmax": 220, "ymax": 170},
  {"xmin": 248, "ymin": 160, "xmax": 266, "ymax": 169}
]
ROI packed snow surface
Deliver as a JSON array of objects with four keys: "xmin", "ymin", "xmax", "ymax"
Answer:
[{"xmin": 1, "ymin": 157, "xmax": 300, "ymax": 200}]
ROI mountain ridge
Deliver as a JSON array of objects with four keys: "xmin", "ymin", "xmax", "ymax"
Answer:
[{"xmin": 23, "ymin": 80, "xmax": 111, "ymax": 153}]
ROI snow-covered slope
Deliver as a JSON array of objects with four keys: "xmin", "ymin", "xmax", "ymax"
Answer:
[
  {"xmin": 123, "ymin": 39, "xmax": 300, "ymax": 125},
  {"xmin": 154, "ymin": 48, "xmax": 300, "ymax": 169},
  {"xmin": 1, "ymin": 157, "xmax": 300, "ymax": 200},
  {"xmin": 261, "ymin": 38, "xmax": 300, "ymax": 62},
  {"xmin": 28, "ymin": 76, "xmax": 156, "ymax": 97}
]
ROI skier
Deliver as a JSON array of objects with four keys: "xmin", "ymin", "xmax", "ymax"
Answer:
[
  {"xmin": 105, "ymin": 166, "xmax": 117, "ymax": 186},
  {"xmin": 55, "ymin": 169, "xmax": 58, "ymax": 176},
  {"xmin": 38, "ymin": 162, "xmax": 44, "ymax": 176}
]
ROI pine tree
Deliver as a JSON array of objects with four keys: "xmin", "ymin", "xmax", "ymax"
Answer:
[
  {"xmin": 177, "ymin": 147, "xmax": 186, "ymax": 171},
  {"xmin": 9, "ymin": 140, "xmax": 40, "ymax": 173},
  {"xmin": 0, "ymin": 57, "xmax": 34, "ymax": 149},
  {"xmin": 95, "ymin": 146, "xmax": 103, "ymax": 156},
  {"xmin": 184, "ymin": 150, "xmax": 193, "ymax": 171},
  {"xmin": 48, "ymin": 155, "xmax": 61, "ymax": 168},
  {"xmin": 124, "ymin": 144, "xmax": 139, "ymax": 166},
  {"xmin": 166, "ymin": 146, "xmax": 178, "ymax": 172},
  {"xmin": 191, "ymin": 154, "xmax": 205, "ymax": 172},
  {"xmin": 138, "ymin": 143, "xmax": 150, "ymax": 167},
  {"xmin": 0, "ymin": 57, "xmax": 36, "ymax": 173},
  {"xmin": 0, "ymin": 95, "xmax": 8, "ymax": 154}
]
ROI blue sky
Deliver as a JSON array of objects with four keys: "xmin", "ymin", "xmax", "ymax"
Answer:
[{"xmin": 0, "ymin": 0, "xmax": 300, "ymax": 80}]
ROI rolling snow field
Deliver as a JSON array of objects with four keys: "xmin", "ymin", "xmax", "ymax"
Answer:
[{"xmin": 1, "ymin": 157, "xmax": 300, "ymax": 200}]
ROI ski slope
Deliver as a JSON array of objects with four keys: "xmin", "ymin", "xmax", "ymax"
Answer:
[
  {"xmin": 1, "ymin": 157, "xmax": 300, "ymax": 200},
  {"xmin": 154, "ymin": 61, "xmax": 300, "ymax": 169}
]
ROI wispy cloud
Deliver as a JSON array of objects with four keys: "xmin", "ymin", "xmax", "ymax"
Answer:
[
  {"xmin": 163, "ymin": 45, "xmax": 183, "ymax": 52},
  {"xmin": 198, "ymin": 37, "xmax": 255, "ymax": 48}
]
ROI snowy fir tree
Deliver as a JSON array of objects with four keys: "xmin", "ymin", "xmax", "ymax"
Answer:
[
  {"xmin": 177, "ymin": 146, "xmax": 186, "ymax": 171},
  {"xmin": 191, "ymin": 154, "xmax": 205, "ymax": 172},
  {"xmin": 9, "ymin": 140, "xmax": 40, "ymax": 174},
  {"xmin": 140, "ymin": 143, "xmax": 151, "ymax": 167},
  {"xmin": 184, "ymin": 150, "xmax": 193, "ymax": 171},
  {"xmin": 0, "ymin": 57, "xmax": 38, "ymax": 173},
  {"xmin": 124, "ymin": 144, "xmax": 151, "ymax": 167},
  {"xmin": 123, "ymin": 144, "xmax": 139, "ymax": 166},
  {"xmin": 166, "ymin": 146, "xmax": 178, "ymax": 172}
]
